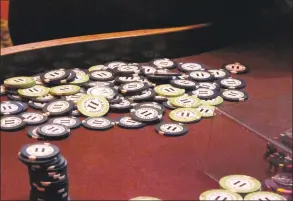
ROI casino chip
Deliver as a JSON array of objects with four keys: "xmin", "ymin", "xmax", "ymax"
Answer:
[
  {"xmin": 88, "ymin": 64, "xmax": 107, "ymax": 72},
  {"xmin": 163, "ymin": 100, "xmax": 177, "ymax": 110},
  {"xmin": 129, "ymin": 196, "xmax": 161, "ymax": 200},
  {"xmin": 155, "ymin": 122, "xmax": 188, "ymax": 137},
  {"xmin": 133, "ymin": 102, "xmax": 165, "ymax": 114},
  {"xmin": 190, "ymin": 88, "xmax": 218, "ymax": 100},
  {"xmin": 69, "ymin": 71, "xmax": 89, "ymax": 85},
  {"xmin": 127, "ymin": 89, "xmax": 156, "ymax": 102},
  {"xmin": 32, "ymin": 93, "xmax": 57, "ymax": 103},
  {"xmin": 62, "ymin": 92, "xmax": 86, "ymax": 104},
  {"xmin": 199, "ymin": 189, "xmax": 243, "ymax": 200},
  {"xmin": 188, "ymin": 71, "xmax": 214, "ymax": 82},
  {"xmin": 77, "ymin": 95, "xmax": 109, "ymax": 117},
  {"xmin": 50, "ymin": 85, "xmax": 81, "ymax": 96},
  {"xmin": 222, "ymin": 62, "xmax": 248, "ymax": 74},
  {"xmin": 195, "ymin": 82, "xmax": 220, "ymax": 91},
  {"xmin": 244, "ymin": 191, "xmax": 286, "ymax": 200},
  {"xmin": 208, "ymin": 69, "xmax": 230, "ymax": 79},
  {"xmin": 1, "ymin": 115, "xmax": 26, "ymax": 131},
  {"xmin": 115, "ymin": 65, "xmax": 140, "ymax": 75},
  {"xmin": 110, "ymin": 98, "xmax": 133, "ymax": 113},
  {"xmin": 4, "ymin": 76, "xmax": 36, "ymax": 89},
  {"xmin": 116, "ymin": 116, "xmax": 146, "ymax": 129},
  {"xmin": 169, "ymin": 108, "xmax": 201, "ymax": 123},
  {"xmin": 119, "ymin": 82, "xmax": 149, "ymax": 95},
  {"xmin": 19, "ymin": 143, "xmax": 60, "ymax": 161},
  {"xmin": 21, "ymin": 112, "xmax": 48, "ymax": 125},
  {"xmin": 141, "ymin": 65, "xmax": 157, "ymax": 75},
  {"xmin": 177, "ymin": 62, "xmax": 206, "ymax": 72},
  {"xmin": 221, "ymin": 89, "xmax": 248, "ymax": 101},
  {"xmin": 200, "ymin": 96, "xmax": 224, "ymax": 106},
  {"xmin": 43, "ymin": 100, "xmax": 74, "ymax": 116},
  {"xmin": 37, "ymin": 123, "xmax": 70, "ymax": 140},
  {"xmin": 219, "ymin": 175, "xmax": 261, "ymax": 194},
  {"xmin": 40, "ymin": 69, "xmax": 69, "ymax": 84},
  {"xmin": 87, "ymin": 86, "xmax": 118, "ymax": 100},
  {"xmin": 115, "ymin": 75, "xmax": 143, "ymax": 84},
  {"xmin": 50, "ymin": 116, "xmax": 81, "ymax": 129},
  {"xmin": 170, "ymin": 79, "xmax": 197, "ymax": 90},
  {"xmin": 1, "ymin": 101, "xmax": 23, "ymax": 115},
  {"xmin": 82, "ymin": 117, "xmax": 115, "ymax": 130},
  {"xmin": 150, "ymin": 58, "xmax": 176, "ymax": 69},
  {"xmin": 218, "ymin": 78, "xmax": 246, "ymax": 89},
  {"xmin": 28, "ymin": 101, "xmax": 47, "ymax": 110},
  {"xmin": 89, "ymin": 70, "xmax": 115, "ymax": 81},
  {"xmin": 104, "ymin": 61, "xmax": 127, "ymax": 70},
  {"xmin": 196, "ymin": 105, "xmax": 216, "ymax": 118},
  {"xmin": 169, "ymin": 95, "xmax": 201, "ymax": 108},
  {"xmin": 130, "ymin": 106, "xmax": 163, "ymax": 123},
  {"xmin": 18, "ymin": 85, "xmax": 50, "ymax": 98},
  {"xmin": 154, "ymin": 84, "xmax": 185, "ymax": 97},
  {"xmin": 27, "ymin": 126, "xmax": 45, "ymax": 140}
]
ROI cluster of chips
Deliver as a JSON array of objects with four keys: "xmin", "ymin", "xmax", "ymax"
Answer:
[
  {"xmin": 200, "ymin": 174, "xmax": 288, "ymax": 200},
  {"xmin": 18, "ymin": 143, "xmax": 70, "ymax": 201},
  {"xmin": 1, "ymin": 59, "xmax": 249, "ymax": 138},
  {"xmin": 263, "ymin": 173, "xmax": 292, "ymax": 200}
]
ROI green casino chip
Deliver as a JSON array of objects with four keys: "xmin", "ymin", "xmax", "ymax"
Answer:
[
  {"xmin": 219, "ymin": 175, "xmax": 261, "ymax": 194},
  {"xmin": 4, "ymin": 76, "xmax": 36, "ymax": 89},
  {"xmin": 50, "ymin": 85, "xmax": 81, "ymax": 96},
  {"xmin": 169, "ymin": 95, "xmax": 200, "ymax": 108},
  {"xmin": 169, "ymin": 108, "xmax": 201, "ymax": 123},
  {"xmin": 70, "ymin": 71, "xmax": 89, "ymax": 85},
  {"xmin": 154, "ymin": 84, "xmax": 185, "ymax": 97},
  {"xmin": 200, "ymin": 96, "xmax": 224, "ymax": 106},
  {"xmin": 196, "ymin": 105, "xmax": 216, "ymax": 117},
  {"xmin": 77, "ymin": 95, "xmax": 109, "ymax": 117},
  {"xmin": 88, "ymin": 65, "xmax": 107, "ymax": 72},
  {"xmin": 199, "ymin": 189, "xmax": 243, "ymax": 200},
  {"xmin": 18, "ymin": 85, "xmax": 50, "ymax": 98},
  {"xmin": 244, "ymin": 191, "xmax": 286, "ymax": 200}
]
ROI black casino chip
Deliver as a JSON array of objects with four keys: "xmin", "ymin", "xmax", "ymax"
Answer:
[
  {"xmin": 49, "ymin": 116, "xmax": 81, "ymax": 129},
  {"xmin": 150, "ymin": 58, "xmax": 177, "ymax": 69},
  {"xmin": 220, "ymin": 89, "xmax": 248, "ymax": 102},
  {"xmin": 19, "ymin": 143, "xmax": 60, "ymax": 161},
  {"xmin": 190, "ymin": 88, "xmax": 218, "ymax": 100},
  {"xmin": 188, "ymin": 71, "xmax": 214, "ymax": 82},
  {"xmin": 195, "ymin": 82, "xmax": 220, "ymax": 91},
  {"xmin": 1, "ymin": 101, "xmax": 24, "ymax": 115},
  {"xmin": 116, "ymin": 116, "xmax": 146, "ymax": 129},
  {"xmin": 208, "ymin": 69, "xmax": 230, "ymax": 79},
  {"xmin": 217, "ymin": 78, "xmax": 246, "ymax": 89},
  {"xmin": 118, "ymin": 82, "xmax": 149, "ymax": 95},
  {"xmin": 127, "ymin": 89, "xmax": 156, "ymax": 102},
  {"xmin": 0, "ymin": 115, "xmax": 26, "ymax": 131},
  {"xmin": 130, "ymin": 106, "xmax": 163, "ymax": 123},
  {"xmin": 110, "ymin": 98, "xmax": 133, "ymax": 113},
  {"xmin": 29, "ymin": 101, "xmax": 47, "ymax": 110},
  {"xmin": 89, "ymin": 70, "xmax": 115, "ymax": 81},
  {"xmin": 155, "ymin": 122, "xmax": 188, "ymax": 137},
  {"xmin": 177, "ymin": 62, "xmax": 206, "ymax": 72},
  {"xmin": 133, "ymin": 102, "xmax": 165, "ymax": 114},
  {"xmin": 21, "ymin": 112, "xmax": 48, "ymax": 125},
  {"xmin": 43, "ymin": 100, "xmax": 74, "ymax": 116},
  {"xmin": 170, "ymin": 79, "xmax": 197, "ymax": 90},
  {"xmin": 82, "ymin": 117, "xmax": 115, "ymax": 130},
  {"xmin": 37, "ymin": 123, "xmax": 70, "ymax": 140}
]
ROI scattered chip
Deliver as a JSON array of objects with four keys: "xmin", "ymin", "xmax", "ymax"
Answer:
[
  {"xmin": 115, "ymin": 75, "xmax": 143, "ymax": 84},
  {"xmin": 188, "ymin": 71, "xmax": 214, "ymax": 82},
  {"xmin": 195, "ymin": 82, "xmax": 220, "ymax": 91},
  {"xmin": 218, "ymin": 78, "xmax": 246, "ymax": 89},
  {"xmin": 50, "ymin": 116, "xmax": 81, "ymax": 129},
  {"xmin": 77, "ymin": 95, "xmax": 109, "ymax": 117},
  {"xmin": 28, "ymin": 101, "xmax": 47, "ymax": 110},
  {"xmin": 1, "ymin": 101, "xmax": 23, "ymax": 115},
  {"xmin": 169, "ymin": 95, "xmax": 201, "ymax": 108},
  {"xmin": 43, "ymin": 100, "xmax": 74, "ymax": 116},
  {"xmin": 40, "ymin": 69, "xmax": 69, "ymax": 84},
  {"xmin": 82, "ymin": 117, "xmax": 115, "ymax": 130},
  {"xmin": 219, "ymin": 175, "xmax": 261, "ymax": 194},
  {"xmin": 177, "ymin": 62, "xmax": 206, "ymax": 72},
  {"xmin": 170, "ymin": 79, "xmax": 197, "ymax": 90},
  {"xmin": 133, "ymin": 102, "xmax": 165, "ymax": 114},
  {"xmin": 21, "ymin": 112, "xmax": 48, "ymax": 125},
  {"xmin": 37, "ymin": 123, "xmax": 70, "ymax": 140},
  {"xmin": 141, "ymin": 65, "xmax": 157, "ymax": 75},
  {"xmin": 7, "ymin": 94, "xmax": 29, "ymax": 102},
  {"xmin": 169, "ymin": 108, "xmax": 201, "ymax": 123},
  {"xmin": 163, "ymin": 100, "xmax": 177, "ymax": 110},
  {"xmin": 196, "ymin": 105, "xmax": 216, "ymax": 117},
  {"xmin": 104, "ymin": 61, "xmax": 127, "ymax": 70},
  {"xmin": 110, "ymin": 98, "xmax": 133, "ymax": 113},
  {"xmin": 190, "ymin": 88, "xmax": 218, "ymax": 100},
  {"xmin": 89, "ymin": 70, "xmax": 115, "ymax": 81},
  {"xmin": 222, "ymin": 62, "xmax": 248, "ymax": 74},
  {"xmin": 155, "ymin": 122, "xmax": 188, "ymax": 137},
  {"xmin": 0, "ymin": 115, "xmax": 26, "ymax": 131},
  {"xmin": 244, "ymin": 191, "xmax": 286, "ymax": 200},
  {"xmin": 87, "ymin": 86, "xmax": 118, "ymax": 100},
  {"xmin": 115, "ymin": 65, "xmax": 140, "ymax": 75},
  {"xmin": 119, "ymin": 82, "xmax": 149, "ymax": 95},
  {"xmin": 69, "ymin": 71, "xmax": 89, "ymax": 85},
  {"xmin": 199, "ymin": 189, "xmax": 243, "ymax": 200},
  {"xmin": 50, "ymin": 85, "xmax": 81, "ymax": 96},
  {"xmin": 154, "ymin": 95, "xmax": 168, "ymax": 102},
  {"xmin": 150, "ymin": 58, "xmax": 176, "ymax": 69},
  {"xmin": 18, "ymin": 85, "xmax": 50, "ymax": 98},
  {"xmin": 85, "ymin": 81, "xmax": 115, "ymax": 88},
  {"xmin": 208, "ymin": 69, "xmax": 230, "ymax": 79},
  {"xmin": 200, "ymin": 96, "xmax": 224, "ymax": 106},
  {"xmin": 221, "ymin": 89, "xmax": 248, "ymax": 101},
  {"xmin": 116, "ymin": 116, "xmax": 146, "ymax": 129},
  {"xmin": 62, "ymin": 92, "xmax": 86, "ymax": 104},
  {"xmin": 27, "ymin": 126, "xmax": 45, "ymax": 140},
  {"xmin": 4, "ymin": 76, "xmax": 36, "ymax": 89},
  {"xmin": 130, "ymin": 106, "xmax": 163, "ymax": 123},
  {"xmin": 127, "ymin": 89, "xmax": 156, "ymax": 102},
  {"xmin": 154, "ymin": 84, "xmax": 185, "ymax": 97}
]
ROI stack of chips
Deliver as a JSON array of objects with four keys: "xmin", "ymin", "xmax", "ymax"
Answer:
[{"xmin": 18, "ymin": 143, "xmax": 70, "ymax": 201}]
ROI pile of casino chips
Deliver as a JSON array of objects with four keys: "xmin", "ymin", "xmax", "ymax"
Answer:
[
  {"xmin": 18, "ymin": 142, "xmax": 70, "ymax": 201},
  {"xmin": 1, "ymin": 59, "xmax": 249, "ymax": 138},
  {"xmin": 200, "ymin": 174, "xmax": 288, "ymax": 200}
]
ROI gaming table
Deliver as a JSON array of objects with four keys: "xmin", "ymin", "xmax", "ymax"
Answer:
[{"xmin": 1, "ymin": 19, "xmax": 292, "ymax": 200}]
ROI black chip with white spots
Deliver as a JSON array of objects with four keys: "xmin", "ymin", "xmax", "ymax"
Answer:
[{"xmin": 82, "ymin": 117, "xmax": 115, "ymax": 130}]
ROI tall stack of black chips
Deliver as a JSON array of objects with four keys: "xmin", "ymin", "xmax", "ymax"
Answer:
[{"xmin": 18, "ymin": 143, "xmax": 70, "ymax": 201}]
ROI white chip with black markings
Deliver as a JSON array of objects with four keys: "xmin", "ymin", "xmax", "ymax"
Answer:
[
  {"xmin": 50, "ymin": 116, "xmax": 81, "ymax": 129},
  {"xmin": 1, "ymin": 101, "xmax": 22, "ymax": 115},
  {"xmin": 173, "ymin": 79, "xmax": 196, "ymax": 87},
  {"xmin": 43, "ymin": 100, "xmax": 74, "ymax": 116},
  {"xmin": 117, "ymin": 76, "xmax": 142, "ymax": 83},
  {"xmin": 244, "ymin": 192, "xmax": 287, "ymax": 201},
  {"xmin": 21, "ymin": 112, "xmax": 48, "ymax": 125},
  {"xmin": 130, "ymin": 106, "xmax": 162, "ymax": 122},
  {"xmin": 82, "ymin": 117, "xmax": 114, "ymax": 130},
  {"xmin": 196, "ymin": 105, "xmax": 215, "ymax": 117},
  {"xmin": 87, "ymin": 86, "xmax": 117, "ymax": 99},
  {"xmin": 221, "ymin": 89, "xmax": 248, "ymax": 101}
]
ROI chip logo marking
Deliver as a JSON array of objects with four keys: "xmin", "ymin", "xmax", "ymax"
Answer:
[{"xmin": 26, "ymin": 144, "xmax": 54, "ymax": 156}]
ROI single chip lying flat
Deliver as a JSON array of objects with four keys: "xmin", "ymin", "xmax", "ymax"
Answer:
[
  {"xmin": 18, "ymin": 85, "xmax": 50, "ymax": 98},
  {"xmin": 4, "ymin": 76, "xmax": 36, "ymax": 89},
  {"xmin": 169, "ymin": 108, "xmax": 201, "ymax": 123},
  {"xmin": 77, "ymin": 95, "xmax": 109, "ymax": 117}
]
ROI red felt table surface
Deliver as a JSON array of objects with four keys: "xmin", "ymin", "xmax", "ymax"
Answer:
[{"xmin": 1, "ymin": 26, "xmax": 292, "ymax": 200}]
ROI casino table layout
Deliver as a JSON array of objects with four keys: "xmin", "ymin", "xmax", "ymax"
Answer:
[{"xmin": 1, "ymin": 19, "xmax": 292, "ymax": 200}]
